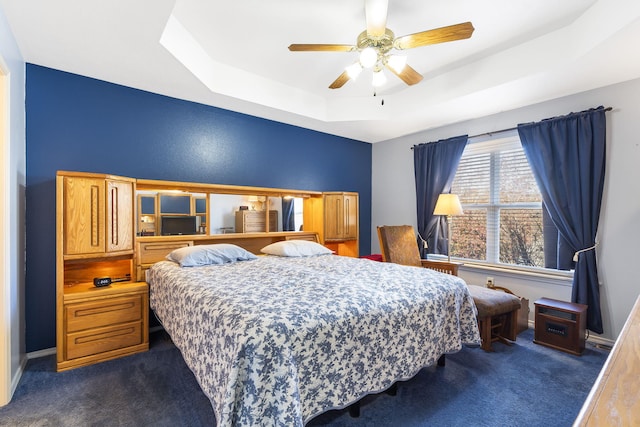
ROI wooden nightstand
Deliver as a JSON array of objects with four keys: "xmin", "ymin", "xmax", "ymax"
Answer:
[
  {"xmin": 58, "ymin": 281, "xmax": 149, "ymax": 371},
  {"xmin": 56, "ymin": 171, "xmax": 149, "ymax": 371}
]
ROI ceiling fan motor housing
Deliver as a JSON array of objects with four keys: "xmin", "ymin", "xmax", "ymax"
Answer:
[{"xmin": 357, "ymin": 28, "xmax": 395, "ymax": 54}]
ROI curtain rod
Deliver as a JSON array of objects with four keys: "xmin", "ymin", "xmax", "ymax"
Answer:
[{"xmin": 410, "ymin": 106, "xmax": 612, "ymax": 149}]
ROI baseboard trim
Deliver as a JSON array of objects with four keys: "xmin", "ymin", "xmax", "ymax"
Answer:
[
  {"xmin": 27, "ymin": 347, "xmax": 56, "ymax": 360},
  {"xmin": 524, "ymin": 321, "xmax": 615, "ymax": 348},
  {"xmin": 585, "ymin": 333, "xmax": 615, "ymax": 349},
  {"xmin": 10, "ymin": 354, "xmax": 27, "ymax": 399}
]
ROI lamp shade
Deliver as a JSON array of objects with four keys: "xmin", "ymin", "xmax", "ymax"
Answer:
[
  {"xmin": 359, "ymin": 47, "xmax": 378, "ymax": 68},
  {"xmin": 433, "ymin": 194, "xmax": 463, "ymax": 216},
  {"xmin": 346, "ymin": 62, "xmax": 363, "ymax": 80},
  {"xmin": 372, "ymin": 69, "xmax": 387, "ymax": 87},
  {"xmin": 387, "ymin": 55, "xmax": 407, "ymax": 73}
]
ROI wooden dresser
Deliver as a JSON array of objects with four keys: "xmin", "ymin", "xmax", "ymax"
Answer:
[
  {"xmin": 235, "ymin": 210, "xmax": 277, "ymax": 233},
  {"xmin": 574, "ymin": 295, "xmax": 640, "ymax": 425}
]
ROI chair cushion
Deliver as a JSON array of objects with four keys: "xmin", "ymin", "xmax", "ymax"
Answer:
[{"xmin": 467, "ymin": 285, "xmax": 522, "ymax": 318}]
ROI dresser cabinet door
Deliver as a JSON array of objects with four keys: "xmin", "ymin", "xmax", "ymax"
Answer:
[
  {"xmin": 63, "ymin": 176, "xmax": 134, "ymax": 256},
  {"xmin": 106, "ymin": 179, "xmax": 134, "ymax": 252},
  {"xmin": 342, "ymin": 194, "xmax": 358, "ymax": 240},
  {"xmin": 63, "ymin": 176, "xmax": 106, "ymax": 255},
  {"xmin": 324, "ymin": 193, "xmax": 358, "ymax": 241},
  {"xmin": 324, "ymin": 194, "xmax": 343, "ymax": 240}
]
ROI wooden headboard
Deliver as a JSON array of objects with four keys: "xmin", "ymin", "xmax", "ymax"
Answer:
[{"xmin": 135, "ymin": 231, "xmax": 319, "ymax": 281}]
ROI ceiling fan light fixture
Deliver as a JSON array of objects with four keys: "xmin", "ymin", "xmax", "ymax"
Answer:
[
  {"xmin": 346, "ymin": 62, "xmax": 363, "ymax": 80},
  {"xmin": 359, "ymin": 47, "xmax": 378, "ymax": 68},
  {"xmin": 372, "ymin": 69, "xmax": 387, "ymax": 87},
  {"xmin": 289, "ymin": 2, "xmax": 473, "ymax": 91},
  {"xmin": 387, "ymin": 55, "xmax": 407, "ymax": 73}
]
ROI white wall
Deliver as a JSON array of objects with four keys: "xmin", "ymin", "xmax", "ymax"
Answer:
[
  {"xmin": 372, "ymin": 77, "xmax": 640, "ymax": 342},
  {"xmin": 0, "ymin": 6, "xmax": 26, "ymax": 405}
]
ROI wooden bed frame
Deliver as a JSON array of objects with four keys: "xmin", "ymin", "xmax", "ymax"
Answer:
[{"xmin": 135, "ymin": 231, "xmax": 319, "ymax": 281}]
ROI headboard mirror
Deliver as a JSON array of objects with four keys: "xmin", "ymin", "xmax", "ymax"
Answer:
[{"xmin": 135, "ymin": 178, "xmax": 313, "ymax": 237}]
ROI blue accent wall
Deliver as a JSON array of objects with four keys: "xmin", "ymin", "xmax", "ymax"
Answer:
[{"xmin": 25, "ymin": 64, "xmax": 372, "ymax": 352}]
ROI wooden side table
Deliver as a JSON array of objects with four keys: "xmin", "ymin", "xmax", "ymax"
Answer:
[{"xmin": 534, "ymin": 297, "xmax": 587, "ymax": 355}]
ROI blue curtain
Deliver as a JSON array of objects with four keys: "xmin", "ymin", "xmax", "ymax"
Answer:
[
  {"xmin": 282, "ymin": 198, "xmax": 295, "ymax": 231},
  {"xmin": 517, "ymin": 106, "xmax": 607, "ymax": 333},
  {"xmin": 541, "ymin": 202, "xmax": 575, "ymax": 270},
  {"xmin": 414, "ymin": 135, "xmax": 468, "ymax": 257}
]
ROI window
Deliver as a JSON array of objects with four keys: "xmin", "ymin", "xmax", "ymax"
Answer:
[{"xmin": 450, "ymin": 133, "xmax": 557, "ymax": 270}]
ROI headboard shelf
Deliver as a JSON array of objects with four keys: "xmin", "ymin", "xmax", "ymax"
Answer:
[
  {"xmin": 135, "ymin": 231, "xmax": 319, "ymax": 281},
  {"xmin": 136, "ymin": 231, "xmax": 319, "ymax": 244}
]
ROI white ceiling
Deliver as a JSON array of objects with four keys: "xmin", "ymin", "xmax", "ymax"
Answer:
[{"xmin": 2, "ymin": 0, "xmax": 640, "ymax": 143}]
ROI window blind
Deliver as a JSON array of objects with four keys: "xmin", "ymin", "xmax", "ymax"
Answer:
[{"xmin": 450, "ymin": 136, "xmax": 544, "ymax": 267}]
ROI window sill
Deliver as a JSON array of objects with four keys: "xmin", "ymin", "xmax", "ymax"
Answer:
[{"xmin": 429, "ymin": 256, "xmax": 574, "ymax": 286}]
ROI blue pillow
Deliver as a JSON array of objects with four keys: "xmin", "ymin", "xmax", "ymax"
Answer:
[{"xmin": 166, "ymin": 244, "xmax": 258, "ymax": 267}]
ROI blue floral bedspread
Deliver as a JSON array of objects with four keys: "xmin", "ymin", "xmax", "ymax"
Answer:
[{"xmin": 147, "ymin": 254, "xmax": 480, "ymax": 426}]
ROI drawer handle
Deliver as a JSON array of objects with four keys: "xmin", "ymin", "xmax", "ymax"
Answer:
[
  {"xmin": 74, "ymin": 326, "xmax": 137, "ymax": 344},
  {"xmin": 74, "ymin": 302, "xmax": 136, "ymax": 317},
  {"xmin": 142, "ymin": 244, "xmax": 190, "ymax": 251},
  {"xmin": 111, "ymin": 186, "xmax": 118, "ymax": 246},
  {"xmin": 91, "ymin": 185, "xmax": 100, "ymax": 247}
]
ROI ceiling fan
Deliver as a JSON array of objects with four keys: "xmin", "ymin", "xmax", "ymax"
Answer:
[{"xmin": 288, "ymin": 0, "xmax": 474, "ymax": 90}]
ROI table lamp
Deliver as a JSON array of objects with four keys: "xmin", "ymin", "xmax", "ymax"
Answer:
[{"xmin": 433, "ymin": 193, "xmax": 463, "ymax": 262}]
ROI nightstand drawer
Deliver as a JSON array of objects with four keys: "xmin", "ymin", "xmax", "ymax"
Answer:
[
  {"xmin": 66, "ymin": 321, "xmax": 143, "ymax": 360},
  {"xmin": 66, "ymin": 295, "xmax": 143, "ymax": 333}
]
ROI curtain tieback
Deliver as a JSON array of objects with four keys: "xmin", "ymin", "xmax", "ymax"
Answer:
[
  {"xmin": 417, "ymin": 231, "xmax": 429, "ymax": 249},
  {"xmin": 573, "ymin": 241, "xmax": 599, "ymax": 262}
]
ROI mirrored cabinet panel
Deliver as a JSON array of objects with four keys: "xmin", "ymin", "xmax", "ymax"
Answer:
[
  {"xmin": 134, "ymin": 179, "xmax": 321, "ymax": 239},
  {"xmin": 194, "ymin": 196, "xmax": 207, "ymax": 234},
  {"xmin": 210, "ymin": 194, "xmax": 244, "ymax": 234},
  {"xmin": 159, "ymin": 193, "xmax": 191, "ymax": 214},
  {"xmin": 281, "ymin": 196, "xmax": 304, "ymax": 232},
  {"xmin": 137, "ymin": 194, "xmax": 157, "ymax": 236},
  {"xmin": 136, "ymin": 191, "xmax": 208, "ymax": 236}
]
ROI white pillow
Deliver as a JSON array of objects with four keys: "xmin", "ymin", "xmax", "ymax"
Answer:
[
  {"xmin": 261, "ymin": 240, "xmax": 333, "ymax": 257},
  {"xmin": 166, "ymin": 244, "xmax": 258, "ymax": 267}
]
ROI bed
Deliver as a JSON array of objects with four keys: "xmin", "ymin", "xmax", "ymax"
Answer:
[{"xmin": 146, "ymin": 240, "xmax": 480, "ymax": 426}]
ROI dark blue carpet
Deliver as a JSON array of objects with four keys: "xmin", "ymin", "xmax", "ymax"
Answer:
[{"xmin": 0, "ymin": 329, "xmax": 608, "ymax": 426}]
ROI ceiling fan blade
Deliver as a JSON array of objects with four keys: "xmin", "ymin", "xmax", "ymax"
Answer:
[
  {"xmin": 329, "ymin": 71, "xmax": 351, "ymax": 89},
  {"xmin": 365, "ymin": 0, "xmax": 389, "ymax": 38},
  {"xmin": 386, "ymin": 63, "xmax": 423, "ymax": 86},
  {"xmin": 394, "ymin": 22, "xmax": 474, "ymax": 50},
  {"xmin": 288, "ymin": 44, "xmax": 355, "ymax": 52}
]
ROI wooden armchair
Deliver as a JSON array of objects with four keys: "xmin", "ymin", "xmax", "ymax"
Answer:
[
  {"xmin": 377, "ymin": 225, "xmax": 460, "ymax": 275},
  {"xmin": 377, "ymin": 225, "xmax": 521, "ymax": 352}
]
